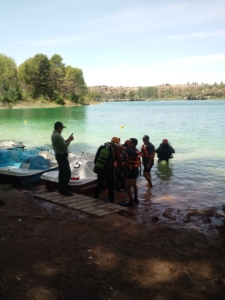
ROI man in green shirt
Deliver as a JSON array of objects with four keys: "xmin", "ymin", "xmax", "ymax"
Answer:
[{"xmin": 51, "ymin": 121, "xmax": 74, "ymax": 196}]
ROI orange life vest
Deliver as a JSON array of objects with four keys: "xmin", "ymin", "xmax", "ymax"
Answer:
[
  {"xmin": 126, "ymin": 150, "xmax": 141, "ymax": 169},
  {"xmin": 141, "ymin": 144, "xmax": 155, "ymax": 158}
]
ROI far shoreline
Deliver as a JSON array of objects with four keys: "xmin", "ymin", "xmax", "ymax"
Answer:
[
  {"xmin": 0, "ymin": 99, "xmax": 100, "ymax": 110},
  {"xmin": 0, "ymin": 98, "xmax": 225, "ymax": 110}
]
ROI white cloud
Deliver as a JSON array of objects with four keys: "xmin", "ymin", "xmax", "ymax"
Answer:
[{"xmin": 83, "ymin": 53, "xmax": 225, "ymax": 86}]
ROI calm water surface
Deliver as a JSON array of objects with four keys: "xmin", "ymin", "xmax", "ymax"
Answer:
[{"xmin": 0, "ymin": 100, "xmax": 224, "ymax": 213}]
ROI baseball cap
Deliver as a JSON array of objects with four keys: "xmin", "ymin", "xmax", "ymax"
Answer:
[
  {"xmin": 142, "ymin": 135, "xmax": 149, "ymax": 140},
  {"xmin": 54, "ymin": 121, "xmax": 66, "ymax": 129},
  {"xmin": 111, "ymin": 137, "xmax": 120, "ymax": 143},
  {"xmin": 162, "ymin": 139, "xmax": 168, "ymax": 144}
]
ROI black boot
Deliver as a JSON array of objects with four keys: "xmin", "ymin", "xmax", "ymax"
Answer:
[
  {"xmin": 134, "ymin": 194, "xmax": 139, "ymax": 203},
  {"xmin": 60, "ymin": 191, "xmax": 73, "ymax": 196},
  {"xmin": 121, "ymin": 200, "xmax": 134, "ymax": 207}
]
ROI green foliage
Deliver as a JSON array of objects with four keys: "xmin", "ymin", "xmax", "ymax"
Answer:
[
  {"xmin": 69, "ymin": 92, "xmax": 79, "ymax": 103},
  {"xmin": 2, "ymin": 84, "xmax": 22, "ymax": 103},
  {"xmin": 55, "ymin": 94, "xmax": 65, "ymax": 105},
  {"xmin": 18, "ymin": 54, "xmax": 52, "ymax": 99},
  {"xmin": 118, "ymin": 91, "xmax": 126, "ymax": 99},
  {"xmin": 49, "ymin": 54, "xmax": 65, "ymax": 96},
  {"xmin": 0, "ymin": 54, "xmax": 21, "ymax": 102},
  {"xmin": 79, "ymin": 96, "xmax": 86, "ymax": 105},
  {"xmin": 50, "ymin": 54, "xmax": 65, "ymax": 68},
  {"xmin": 128, "ymin": 90, "xmax": 135, "ymax": 100},
  {"xmin": 64, "ymin": 66, "xmax": 87, "ymax": 98},
  {"xmin": 136, "ymin": 86, "xmax": 158, "ymax": 99},
  {"xmin": 16, "ymin": 53, "xmax": 88, "ymax": 103},
  {"xmin": 187, "ymin": 93, "xmax": 196, "ymax": 100},
  {"xmin": 0, "ymin": 54, "xmax": 17, "ymax": 90},
  {"xmin": 86, "ymin": 90, "xmax": 102, "ymax": 101}
]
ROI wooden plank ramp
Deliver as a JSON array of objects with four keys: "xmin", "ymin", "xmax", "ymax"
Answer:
[{"xmin": 34, "ymin": 191, "xmax": 127, "ymax": 217}]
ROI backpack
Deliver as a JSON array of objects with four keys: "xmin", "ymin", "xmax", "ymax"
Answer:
[{"xmin": 93, "ymin": 144, "xmax": 113, "ymax": 174}]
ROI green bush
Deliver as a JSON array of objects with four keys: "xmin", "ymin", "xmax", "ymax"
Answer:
[
  {"xmin": 55, "ymin": 94, "xmax": 65, "ymax": 105},
  {"xmin": 1, "ymin": 84, "xmax": 22, "ymax": 103},
  {"xmin": 69, "ymin": 92, "xmax": 79, "ymax": 103},
  {"xmin": 187, "ymin": 93, "xmax": 196, "ymax": 100}
]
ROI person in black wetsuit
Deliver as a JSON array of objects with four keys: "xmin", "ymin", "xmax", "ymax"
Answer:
[{"xmin": 155, "ymin": 139, "xmax": 175, "ymax": 163}]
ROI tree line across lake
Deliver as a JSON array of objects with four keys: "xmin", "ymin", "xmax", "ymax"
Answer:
[
  {"xmin": 1, "ymin": 53, "xmax": 225, "ymax": 105},
  {"xmin": 89, "ymin": 82, "xmax": 225, "ymax": 101}
]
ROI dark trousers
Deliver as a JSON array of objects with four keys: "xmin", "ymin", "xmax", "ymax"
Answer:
[
  {"xmin": 94, "ymin": 171, "xmax": 114, "ymax": 202},
  {"xmin": 115, "ymin": 167, "xmax": 126, "ymax": 189},
  {"xmin": 55, "ymin": 153, "xmax": 71, "ymax": 193}
]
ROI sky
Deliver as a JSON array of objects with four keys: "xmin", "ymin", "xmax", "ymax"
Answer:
[{"xmin": 1, "ymin": 0, "xmax": 225, "ymax": 86}]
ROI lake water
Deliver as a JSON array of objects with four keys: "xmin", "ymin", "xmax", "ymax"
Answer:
[{"xmin": 0, "ymin": 100, "xmax": 225, "ymax": 214}]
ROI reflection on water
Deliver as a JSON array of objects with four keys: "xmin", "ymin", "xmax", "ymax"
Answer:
[{"xmin": 155, "ymin": 161, "xmax": 173, "ymax": 181}]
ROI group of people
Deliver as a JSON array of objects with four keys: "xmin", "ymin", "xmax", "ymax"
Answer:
[
  {"xmin": 51, "ymin": 121, "xmax": 175, "ymax": 206},
  {"xmin": 93, "ymin": 134, "xmax": 171, "ymax": 207}
]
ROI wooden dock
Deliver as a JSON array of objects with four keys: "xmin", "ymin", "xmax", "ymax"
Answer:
[{"xmin": 34, "ymin": 191, "xmax": 127, "ymax": 217}]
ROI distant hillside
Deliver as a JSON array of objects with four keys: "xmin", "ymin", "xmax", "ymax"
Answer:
[{"xmin": 87, "ymin": 82, "xmax": 225, "ymax": 101}]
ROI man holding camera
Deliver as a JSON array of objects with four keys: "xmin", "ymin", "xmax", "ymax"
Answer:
[{"xmin": 51, "ymin": 121, "xmax": 74, "ymax": 196}]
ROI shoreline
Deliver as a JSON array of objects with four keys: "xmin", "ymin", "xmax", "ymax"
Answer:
[
  {"xmin": 2, "ymin": 178, "xmax": 225, "ymax": 234},
  {"xmin": 0, "ymin": 98, "xmax": 225, "ymax": 110},
  {"xmin": 0, "ymin": 99, "xmax": 100, "ymax": 110}
]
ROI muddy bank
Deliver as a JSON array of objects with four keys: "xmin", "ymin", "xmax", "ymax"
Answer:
[{"xmin": 0, "ymin": 186, "xmax": 225, "ymax": 300}]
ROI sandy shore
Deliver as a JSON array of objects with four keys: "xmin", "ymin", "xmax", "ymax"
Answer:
[{"xmin": 0, "ymin": 185, "xmax": 225, "ymax": 300}]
